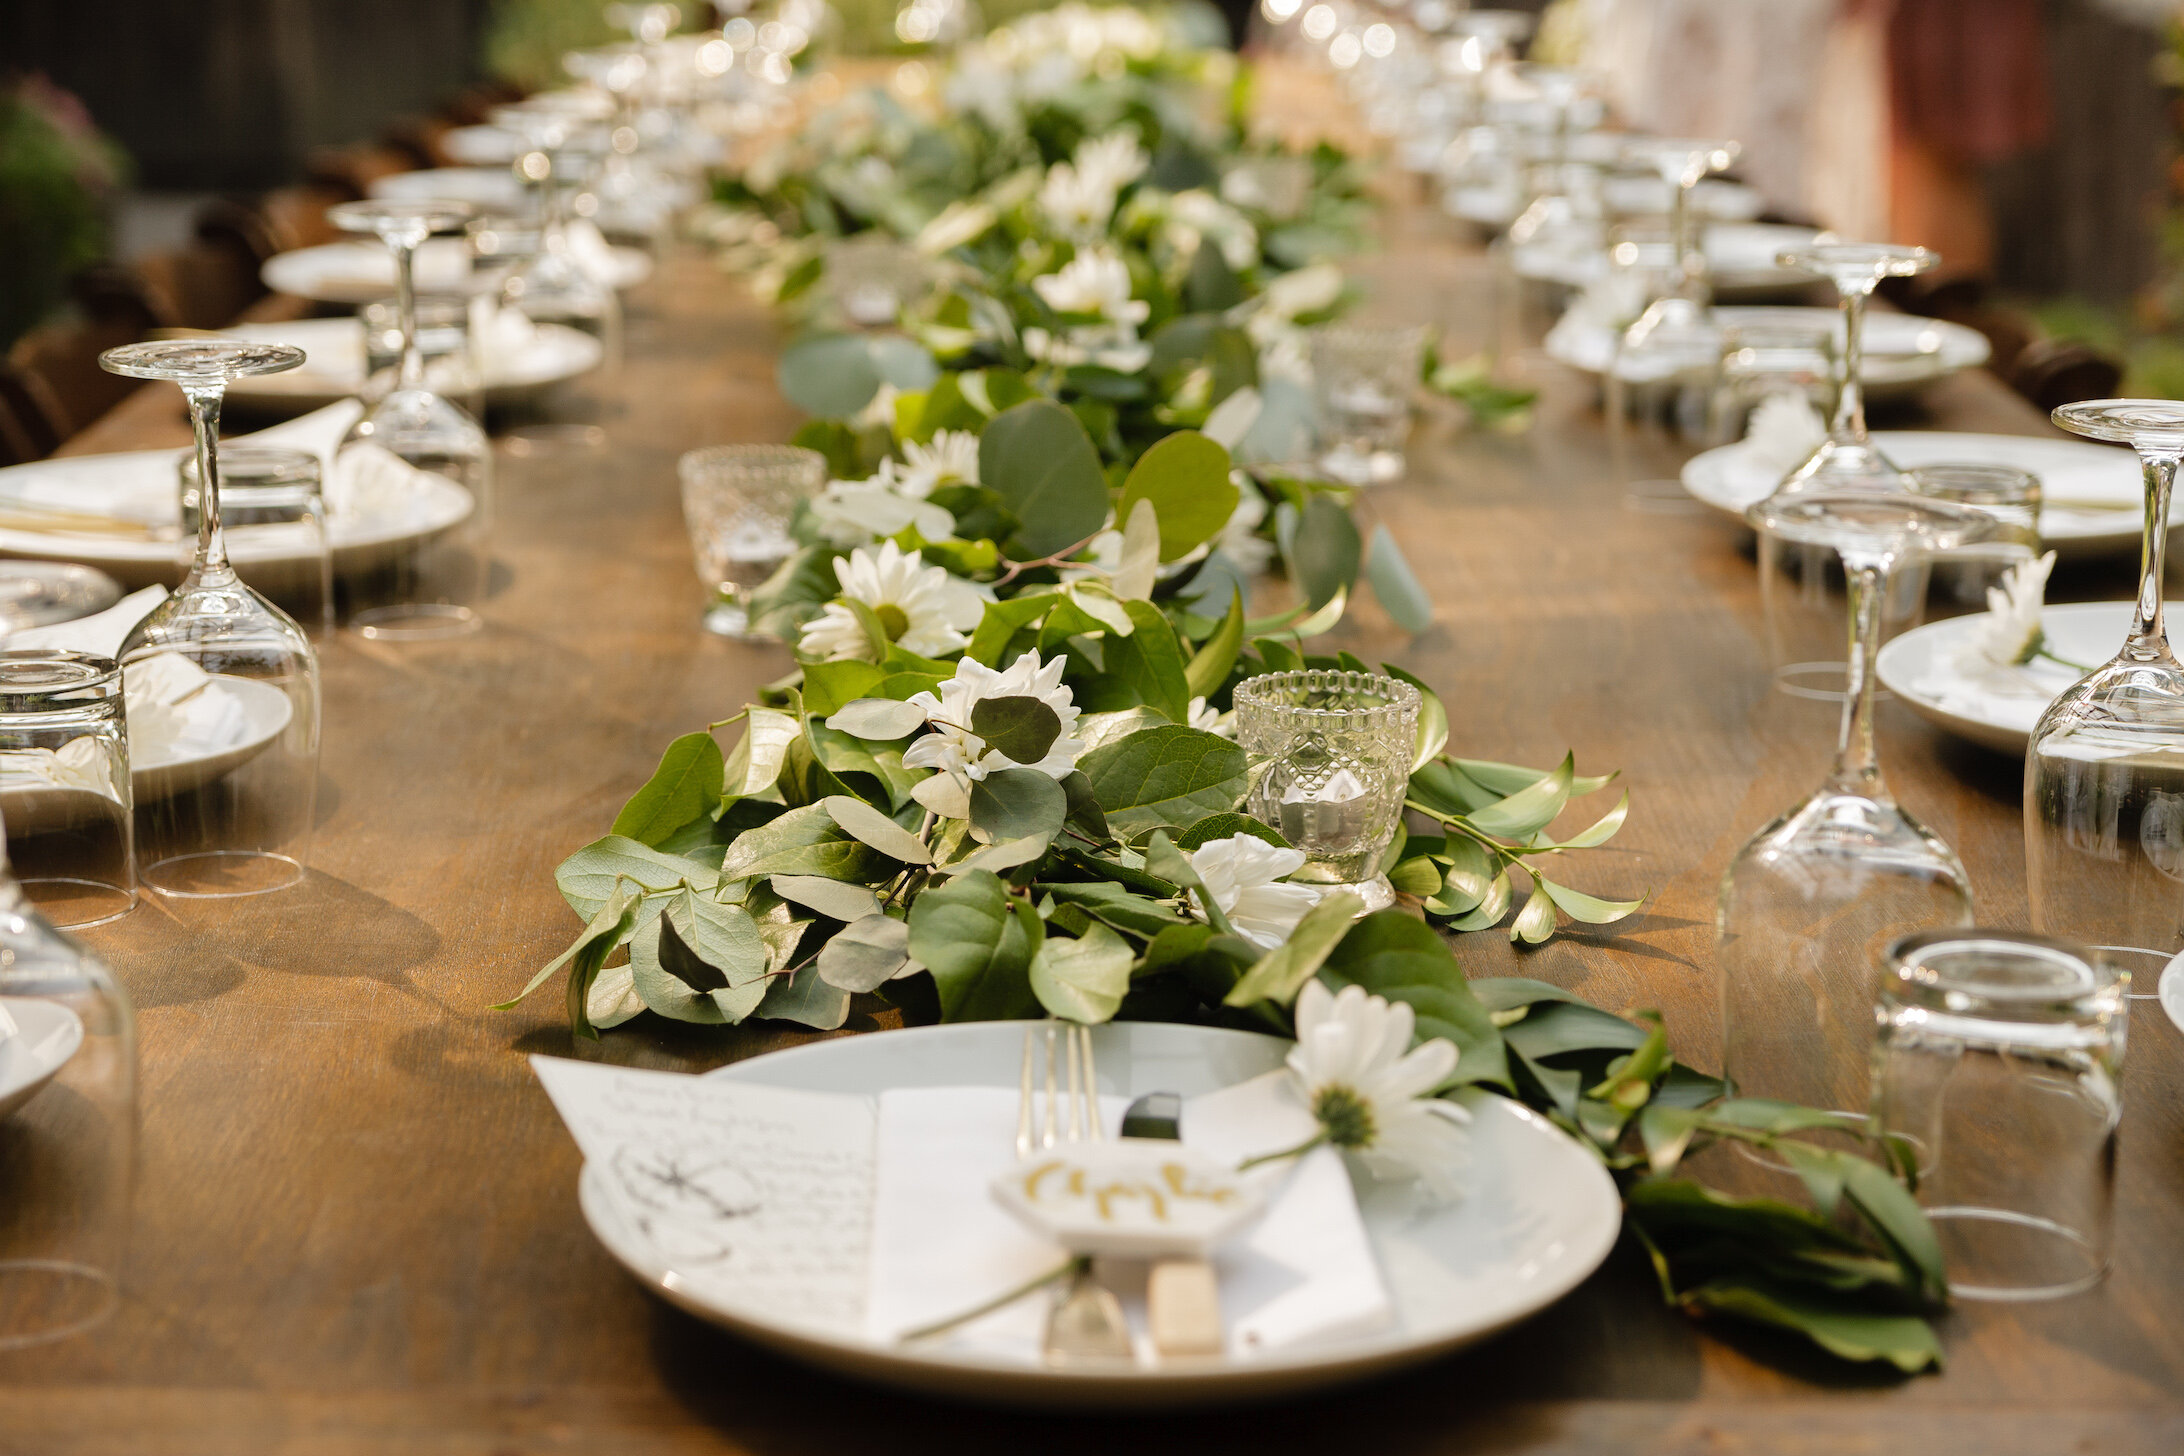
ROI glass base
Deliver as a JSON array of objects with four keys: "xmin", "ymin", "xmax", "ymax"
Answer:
[
  {"xmin": 1928, "ymin": 1207, "xmax": 2106, "ymax": 1302},
  {"xmin": 355, "ymin": 603, "xmax": 482, "ymax": 641},
  {"xmin": 1778, "ymin": 438, "xmax": 1913, "ymax": 494},
  {"xmin": 18, "ymin": 877, "xmax": 136, "ymax": 930},
  {"xmin": 1318, "ymin": 445, "xmax": 1405, "ymax": 486},
  {"xmin": 0, "ymin": 1261, "xmax": 118, "ymax": 1351},
  {"xmin": 702, "ymin": 603, "xmax": 782, "ymax": 641},
  {"xmin": 1310, "ymin": 873, "xmax": 1395, "ymax": 913},
  {"xmin": 143, "ymin": 850, "xmax": 305, "ymax": 900}
]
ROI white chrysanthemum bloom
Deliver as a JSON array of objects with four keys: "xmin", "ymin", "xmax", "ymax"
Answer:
[
  {"xmin": 1971, "ymin": 550, "xmax": 2058, "ymax": 668},
  {"xmin": 797, "ymin": 541, "xmax": 985, "ymax": 662},
  {"xmin": 893, "ymin": 430, "xmax": 980, "ymax": 497},
  {"xmin": 1032, "ymin": 247, "xmax": 1149, "ymax": 325},
  {"xmin": 1187, "ymin": 834, "xmax": 1325, "ymax": 950},
  {"xmin": 1038, "ymin": 162, "xmax": 1121, "ymax": 236},
  {"xmin": 901, "ymin": 650, "xmax": 1087, "ymax": 817},
  {"xmin": 1074, "ymin": 132, "xmax": 1148, "ymax": 197},
  {"xmin": 916, "ymin": 199, "xmax": 999, "ymax": 255},
  {"xmin": 1166, "ymin": 189, "xmax": 1259, "ymax": 271},
  {"xmin": 1287, "ymin": 980, "xmax": 1471, "ymax": 1200}
]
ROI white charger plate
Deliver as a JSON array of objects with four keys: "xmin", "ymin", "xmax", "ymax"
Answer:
[
  {"xmin": 0, "ymin": 998, "xmax": 84, "ymax": 1121},
  {"xmin": 367, "ymin": 167, "xmax": 529, "ymax": 212},
  {"xmin": 576, "ymin": 1020, "xmax": 1621, "ymax": 1410},
  {"xmin": 0, "ymin": 446, "xmax": 474, "ymax": 591},
  {"xmin": 2162, "ymin": 953, "xmax": 2184, "ymax": 1033},
  {"xmin": 1548, "ymin": 305, "xmax": 1989, "ymax": 401},
  {"xmin": 1514, "ymin": 223, "xmax": 1821, "ymax": 295},
  {"xmin": 221, "ymin": 318, "xmax": 604, "ymax": 412},
  {"xmin": 1683, "ymin": 431, "xmax": 2148, "ymax": 561},
  {"xmin": 0, "ymin": 676, "xmax": 295, "ymax": 835},
  {"xmin": 1873, "ymin": 600, "xmax": 2140, "ymax": 754},
  {"xmin": 262, "ymin": 237, "xmax": 651, "ymax": 304}
]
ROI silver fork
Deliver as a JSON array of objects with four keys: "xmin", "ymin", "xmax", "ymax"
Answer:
[{"xmin": 1020, "ymin": 1022, "xmax": 1134, "ymax": 1368}]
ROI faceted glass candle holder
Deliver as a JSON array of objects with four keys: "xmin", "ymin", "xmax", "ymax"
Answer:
[{"xmin": 1234, "ymin": 670, "xmax": 1421, "ymax": 911}]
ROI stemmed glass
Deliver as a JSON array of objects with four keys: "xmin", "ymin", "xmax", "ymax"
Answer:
[
  {"xmin": 328, "ymin": 200, "xmax": 496, "ymax": 640},
  {"xmin": 99, "ymin": 339, "xmax": 321, "ymax": 898},
  {"xmin": 2026, "ymin": 400, "xmax": 2184, "ymax": 991},
  {"xmin": 1718, "ymin": 490, "xmax": 1999, "ymax": 1123},
  {"xmin": 1608, "ymin": 140, "xmax": 1739, "ymax": 432},
  {"xmin": 491, "ymin": 100, "xmax": 625, "ymax": 389},
  {"xmin": 1772, "ymin": 243, "xmax": 1938, "ymax": 493}
]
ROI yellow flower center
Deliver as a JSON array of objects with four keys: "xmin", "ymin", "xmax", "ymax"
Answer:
[
  {"xmin": 1312, "ymin": 1084, "xmax": 1376, "ymax": 1150},
  {"xmin": 875, "ymin": 603, "xmax": 911, "ymax": 641}
]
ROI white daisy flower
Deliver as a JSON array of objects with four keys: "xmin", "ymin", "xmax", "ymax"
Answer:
[
  {"xmin": 1073, "ymin": 131, "xmax": 1148, "ymax": 198},
  {"xmin": 1284, "ymin": 980, "xmax": 1471, "ymax": 1200},
  {"xmin": 1186, "ymin": 834, "xmax": 1325, "ymax": 950},
  {"xmin": 1165, "ymin": 189, "xmax": 1259, "ymax": 271},
  {"xmin": 901, "ymin": 650, "xmax": 1087, "ymax": 818},
  {"xmin": 808, "ymin": 478, "xmax": 957, "ymax": 549},
  {"xmin": 1022, "ymin": 324, "xmax": 1153, "ymax": 375},
  {"xmin": 1970, "ymin": 549, "xmax": 2058, "ymax": 668},
  {"xmin": 797, "ymin": 541, "xmax": 986, "ymax": 663},
  {"xmin": 1038, "ymin": 162, "xmax": 1121, "ymax": 236},
  {"xmin": 1031, "ymin": 247, "xmax": 1148, "ymax": 325},
  {"xmin": 893, "ymin": 430, "xmax": 980, "ymax": 497},
  {"xmin": 915, "ymin": 200, "xmax": 998, "ymax": 255},
  {"xmin": 1187, "ymin": 696, "xmax": 1234, "ymax": 737}
]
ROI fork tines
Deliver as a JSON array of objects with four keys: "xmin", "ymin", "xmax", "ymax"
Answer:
[{"xmin": 1016, "ymin": 1022, "xmax": 1101, "ymax": 1159}]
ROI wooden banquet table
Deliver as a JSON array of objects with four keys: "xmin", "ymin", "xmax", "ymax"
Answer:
[{"xmin": 5, "ymin": 206, "xmax": 2183, "ymax": 1455}]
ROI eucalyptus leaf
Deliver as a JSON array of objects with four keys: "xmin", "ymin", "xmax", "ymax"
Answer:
[
  {"xmin": 754, "ymin": 964, "xmax": 852, "ymax": 1030},
  {"xmin": 1467, "ymin": 753, "xmax": 1575, "ymax": 840},
  {"xmin": 719, "ymin": 803, "xmax": 881, "ymax": 881},
  {"xmin": 822, "ymin": 794, "xmax": 933, "ymax": 865},
  {"xmin": 1078, "ymin": 724, "xmax": 1248, "ymax": 834},
  {"xmin": 968, "ymin": 696, "xmax": 1062, "ymax": 765},
  {"xmin": 555, "ymin": 836, "xmax": 721, "ymax": 920},
  {"xmin": 938, "ymin": 833, "xmax": 1053, "ymax": 877},
  {"xmin": 1537, "ymin": 877, "xmax": 1646, "ymax": 925},
  {"xmin": 906, "ymin": 869, "xmax": 1039, "ymax": 1020},
  {"xmin": 1029, "ymin": 921, "xmax": 1134, "ymax": 1023},
  {"xmin": 1365, "ymin": 525, "xmax": 1433, "ymax": 633},
  {"xmin": 968, "ymin": 767, "xmax": 1067, "ymax": 844},
  {"xmin": 1173, "ymin": 813, "xmax": 1289, "ymax": 852},
  {"xmin": 1116, "ymin": 431, "xmax": 1238, "ymax": 561},
  {"xmin": 1290, "ymin": 494, "xmax": 1361, "ymax": 611},
  {"xmin": 978, "ymin": 398, "xmax": 1109, "ymax": 557},
  {"xmin": 769, "ymin": 874, "xmax": 884, "ymax": 922},
  {"xmin": 778, "ymin": 333, "xmax": 883, "ymax": 418},
  {"xmin": 1185, "ymin": 590, "xmax": 1246, "ymax": 700},
  {"xmin": 1223, "ymin": 891, "xmax": 1365, "ymax": 1007},
  {"xmin": 815, "ymin": 912, "xmax": 916, "ymax": 992},
  {"xmin": 1098, "ymin": 599, "xmax": 1193, "ymax": 724},
  {"xmin": 610, "ymin": 731, "xmax": 725, "ymax": 848},
  {"xmin": 827, "ymin": 697, "xmax": 930, "ymax": 740}
]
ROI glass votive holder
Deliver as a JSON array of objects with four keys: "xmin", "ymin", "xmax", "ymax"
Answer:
[
  {"xmin": 1909, "ymin": 462, "xmax": 2043, "ymax": 608},
  {"xmin": 178, "ymin": 445, "xmax": 333, "ymax": 637},
  {"xmin": 0, "ymin": 846, "xmax": 137, "ymax": 1350},
  {"xmin": 1310, "ymin": 324, "xmax": 1426, "ymax": 486},
  {"xmin": 1234, "ymin": 669, "xmax": 1421, "ymax": 911},
  {"xmin": 0, "ymin": 651, "xmax": 134, "ymax": 929},
  {"xmin": 362, "ymin": 294, "xmax": 484, "ymax": 419},
  {"xmin": 678, "ymin": 444, "xmax": 825, "ymax": 640},
  {"xmin": 1871, "ymin": 929, "xmax": 2127, "ymax": 1301}
]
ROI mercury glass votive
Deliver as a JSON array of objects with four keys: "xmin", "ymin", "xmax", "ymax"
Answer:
[{"xmin": 1235, "ymin": 669, "xmax": 1421, "ymax": 911}]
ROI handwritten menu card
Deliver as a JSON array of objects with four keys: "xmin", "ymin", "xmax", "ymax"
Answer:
[{"xmin": 531, "ymin": 1056, "xmax": 875, "ymax": 1332}]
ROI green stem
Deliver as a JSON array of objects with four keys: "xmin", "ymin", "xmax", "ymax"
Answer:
[
  {"xmin": 1236, "ymin": 1130, "xmax": 1327, "ymax": 1173},
  {"xmin": 897, "ymin": 1256, "xmax": 1082, "ymax": 1344}
]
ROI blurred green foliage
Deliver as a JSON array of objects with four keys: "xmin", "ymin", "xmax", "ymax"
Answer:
[{"xmin": 0, "ymin": 77, "xmax": 129, "ymax": 350}]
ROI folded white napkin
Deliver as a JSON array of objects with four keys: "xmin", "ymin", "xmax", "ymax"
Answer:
[
  {"xmin": 1739, "ymin": 391, "xmax": 1827, "ymax": 480},
  {"xmin": 866, "ymin": 1072, "xmax": 1392, "ymax": 1362},
  {"xmin": 8, "ymin": 585, "xmax": 164, "ymax": 659},
  {"xmin": 9, "ymin": 588, "xmax": 252, "ymax": 766},
  {"xmin": 0, "ymin": 1000, "xmax": 16, "ymax": 1044}
]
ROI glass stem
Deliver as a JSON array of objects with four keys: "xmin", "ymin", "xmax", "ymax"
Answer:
[
  {"xmin": 1830, "ymin": 556, "xmax": 1890, "ymax": 799},
  {"xmin": 395, "ymin": 237, "xmax": 424, "ymax": 390},
  {"xmin": 1669, "ymin": 176, "xmax": 1698, "ymax": 301},
  {"xmin": 182, "ymin": 382, "xmax": 234, "ymax": 584},
  {"xmin": 1831, "ymin": 287, "xmax": 1868, "ymax": 445},
  {"xmin": 2126, "ymin": 447, "xmax": 2179, "ymax": 663}
]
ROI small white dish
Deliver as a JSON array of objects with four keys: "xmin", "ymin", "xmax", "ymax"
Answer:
[
  {"xmin": 1684, "ymin": 431, "xmax": 2149, "ymax": 560},
  {"xmin": 575, "ymin": 1020, "xmax": 1621, "ymax": 1409},
  {"xmin": 262, "ymin": 237, "xmax": 651, "ymax": 304},
  {"xmin": 221, "ymin": 317, "xmax": 604, "ymax": 412},
  {"xmin": 1875, "ymin": 600, "xmax": 2139, "ymax": 754},
  {"xmin": 0, "ymin": 997, "xmax": 84, "ymax": 1121},
  {"xmin": 1548, "ymin": 305, "xmax": 1989, "ymax": 401}
]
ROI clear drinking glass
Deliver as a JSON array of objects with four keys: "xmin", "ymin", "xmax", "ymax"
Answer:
[
  {"xmin": 491, "ymin": 102, "xmax": 625, "ymax": 387},
  {"xmin": 1871, "ymin": 929, "xmax": 2126, "ymax": 1301},
  {"xmin": 2026, "ymin": 400, "xmax": 2184, "ymax": 981},
  {"xmin": 1719, "ymin": 491, "xmax": 2000, "ymax": 1121},
  {"xmin": 1310, "ymin": 324, "xmax": 1426, "ymax": 486},
  {"xmin": 329, "ymin": 200, "xmax": 496, "ymax": 641},
  {"xmin": 0, "ymin": 652, "xmax": 133, "ymax": 929},
  {"xmin": 0, "ymin": 565, "xmax": 120, "ymax": 635},
  {"xmin": 178, "ymin": 445, "xmax": 333, "ymax": 638},
  {"xmin": 1909, "ymin": 462, "xmax": 2042, "ymax": 608},
  {"xmin": 98, "ymin": 339, "xmax": 321, "ymax": 899},
  {"xmin": 1772, "ymin": 242, "xmax": 1939, "ymax": 494},
  {"xmin": 362, "ymin": 294, "xmax": 484, "ymax": 419},
  {"xmin": 1234, "ymin": 669, "xmax": 1421, "ymax": 911},
  {"xmin": 0, "ymin": 825, "xmax": 136, "ymax": 1351},
  {"xmin": 678, "ymin": 444, "xmax": 824, "ymax": 638},
  {"xmin": 1610, "ymin": 139, "xmax": 1738, "ymax": 392}
]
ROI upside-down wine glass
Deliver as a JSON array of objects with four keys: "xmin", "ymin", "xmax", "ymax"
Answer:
[
  {"xmin": 491, "ymin": 98, "xmax": 624, "ymax": 382},
  {"xmin": 2026, "ymin": 400, "xmax": 2184, "ymax": 995},
  {"xmin": 99, "ymin": 339, "xmax": 321, "ymax": 898},
  {"xmin": 1772, "ymin": 242, "xmax": 1938, "ymax": 493},
  {"xmin": 1718, "ymin": 490, "xmax": 1999, "ymax": 1128},
  {"xmin": 329, "ymin": 200, "xmax": 495, "ymax": 640},
  {"xmin": 1608, "ymin": 139, "xmax": 1740, "ymax": 439}
]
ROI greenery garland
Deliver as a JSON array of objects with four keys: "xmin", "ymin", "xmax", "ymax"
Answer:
[{"xmin": 510, "ymin": 4, "xmax": 1946, "ymax": 1373}]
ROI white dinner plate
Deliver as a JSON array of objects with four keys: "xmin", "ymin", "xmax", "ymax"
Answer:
[
  {"xmin": 1452, "ymin": 176, "xmax": 1762, "ymax": 230},
  {"xmin": 367, "ymin": 166, "xmax": 529, "ymax": 212},
  {"xmin": 0, "ymin": 408, "xmax": 474, "ymax": 590},
  {"xmin": 576, "ymin": 1020, "xmax": 1622, "ymax": 1409},
  {"xmin": 1513, "ymin": 223, "xmax": 1821, "ymax": 295},
  {"xmin": 262, "ymin": 237, "xmax": 651, "ymax": 304},
  {"xmin": 441, "ymin": 125, "xmax": 524, "ymax": 167},
  {"xmin": 220, "ymin": 318, "xmax": 604, "ymax": 412},
  {"xmin": 0, "ymin": 998, "xmax": 84, "ymax": 1121},
  {"xmin": 2162, "ymin": 952, "xmax": 2184, "ymax": 1034},
  {"xmin": 1874, "ymin": 600, "xmax": 2139, "ymax": 754},
  {"xmin": 1548, "ymin": 305, "xmax": 1989, "ymax": 400},
  {"xmin": 1682, "ymin": 431, "xmax": 2148, "ymax": 561},
  {"xmin": 0, "ymin": 675, "xmax": 295, "ymax": 834}
]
